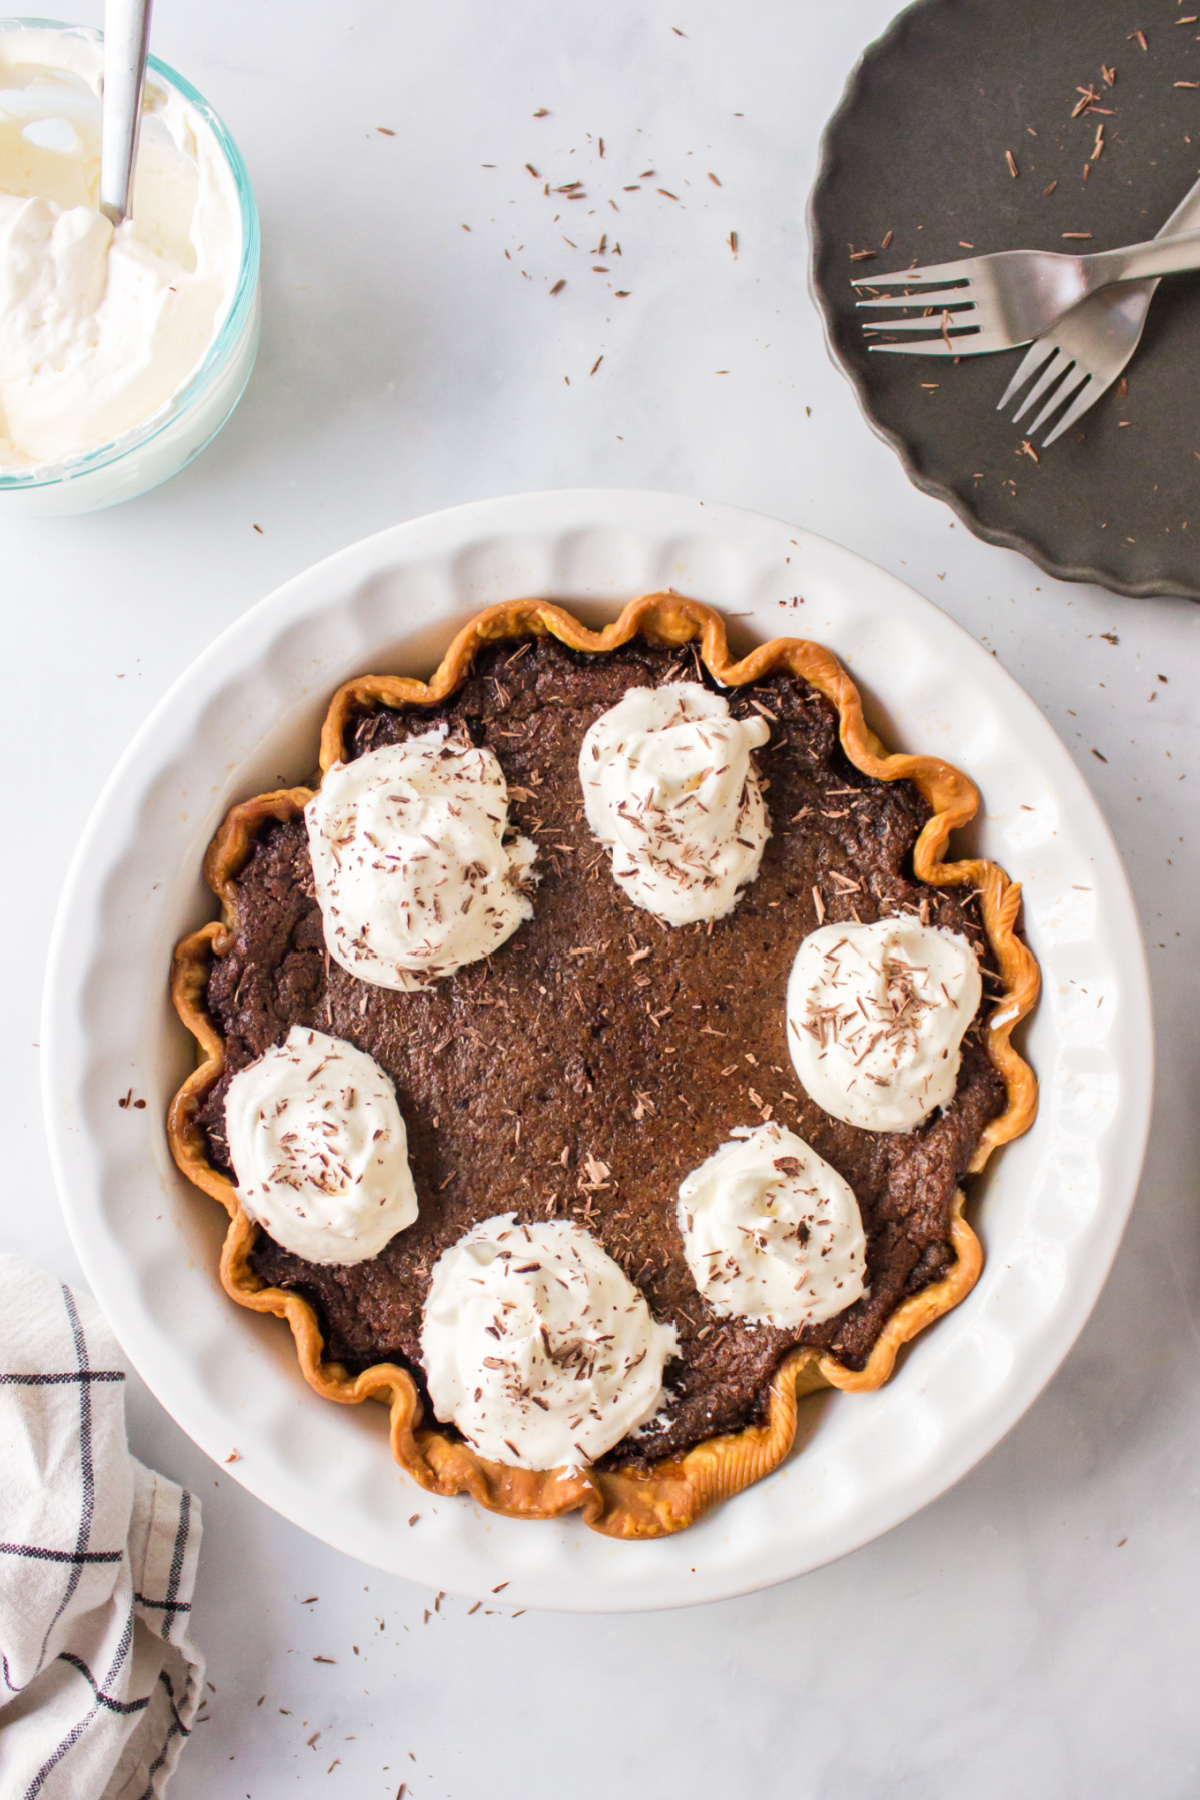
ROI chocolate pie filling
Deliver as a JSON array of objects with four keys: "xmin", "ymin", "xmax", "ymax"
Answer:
[{"xmin": 196, "ymin": 636, "xmax": 1005, "ymax": 1464}]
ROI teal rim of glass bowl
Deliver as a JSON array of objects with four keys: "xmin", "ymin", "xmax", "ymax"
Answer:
[{"xmin": 0, "ymin": 18, "xmax": 261, "ymax": 492}]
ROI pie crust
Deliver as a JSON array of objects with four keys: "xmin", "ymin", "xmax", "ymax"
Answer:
[{"xmin": 168, "ymin": 593, "xmax": 1039, "ymax": 1539}]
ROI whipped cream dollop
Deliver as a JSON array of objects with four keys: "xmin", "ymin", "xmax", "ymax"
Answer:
[
  {"xmin": 677, "ymin": 1124, "xmax": 866, "ymax": 1330},
  {"xmin": 0, "ymin": 27, "xmax": 241, "ymax": 467},
  {"xmin": 420, "ymin": 1215, "xmax": 678, "ymax": 1472},
  {"xmin": 578, "ymin": 682, "xmax": 771, "ymax": 925},
  {"xmin": 787, "ymin": 917, "xmax": 983, "ymax": 1133},
  {"xmin": 224, "ymin": 1028, "xmax": 418, "ymax": 1265},
  {"xmin": 305, "ymin": 726, "xmax": 538, "ymax": 989}
]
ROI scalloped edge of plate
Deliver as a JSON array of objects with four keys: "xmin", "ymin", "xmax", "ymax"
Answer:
[{"xmin": 41, "ymin": 488, "xmax": 1155, "ymax": 1610}]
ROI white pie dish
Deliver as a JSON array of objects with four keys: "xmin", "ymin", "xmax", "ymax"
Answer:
[{"xmin": 41, "ymin": 489, "xmax": 1153, "ymax": 1612}]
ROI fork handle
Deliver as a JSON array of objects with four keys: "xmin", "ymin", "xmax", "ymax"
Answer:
[
  {"xmin": 1161, "ymin": 172, "xmax": 1200, "ymax": 237},
  {"xmin": 1085, "ymin": 224, "xmax": 1200, "ymax": 289}
]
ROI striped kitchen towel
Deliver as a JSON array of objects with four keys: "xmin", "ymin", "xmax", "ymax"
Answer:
[{"xmin": 0, "ymin": 1255, "xmax": 203, "ymax": 1799}]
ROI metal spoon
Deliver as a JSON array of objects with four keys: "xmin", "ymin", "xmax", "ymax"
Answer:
[{"xmin": 99, "ymin": 0, "xmax": 153, "ymax": 226}]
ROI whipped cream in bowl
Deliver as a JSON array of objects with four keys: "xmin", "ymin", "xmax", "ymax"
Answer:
[
  {"xmin": 0, "ymin": 22, "xmax": 258, "ymax": 514},
  {"xmin": 787, "ymin": 917, "xmax": 983, "ymax": 1133},
  {"xmin": 677, "ymin": 1123, "xmax": 867, "ymax": 1330},
  {"xmin": 305, "ymin": 725, "xmax": 538, "ymax": 989},
  {"xmin": 420, "ymin": 1215, "xmax": 679, "ymax": 1472},
  {"xmin": 579, "ymin": 681, "xmax": 771, "ymax": 925},
  {"xmin": 224, "ymin": 1028, "xmax": 418, "ymax": 1266}
]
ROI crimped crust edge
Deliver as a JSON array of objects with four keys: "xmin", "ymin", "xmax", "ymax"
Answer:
[{"xmin": 168, "ymin": 592, "xmax": 1039, "ymax": 1539}]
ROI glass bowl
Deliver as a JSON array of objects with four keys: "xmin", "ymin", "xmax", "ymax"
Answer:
[{"xmin": 0, "ymin": 19, "xmax": 260, "ymax": 517}]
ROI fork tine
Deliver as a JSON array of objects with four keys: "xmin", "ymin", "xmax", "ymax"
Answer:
[
  {"xmin": 997, "ymin": 339, "xmax": 1057, "ymax": 411},
  {"xmin": 855, "ymin": 292, "xmax": 974, "ymax": 310},
  {"xmin": 861, "ymin": 316, "xmax": 982, "ymax": 334},
  {"xmin": 850, "ymin": 260, "xmax": 977, "ymax": 289},
  {"xmin": 868, "ymin": 333, "xmax": 1006, "ymax": 357},
  {"xmin": 1011, "ymin": 349, "xmax": 1074, "ymax": 424},
  {"xmin": 1035, "ymin": 373, "xmax": 1094, "ymax": 444}
]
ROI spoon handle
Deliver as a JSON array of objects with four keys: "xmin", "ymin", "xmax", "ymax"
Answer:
[{"xmin": 99, "ymin": 0, "xmax": 153, "ymax": 226}]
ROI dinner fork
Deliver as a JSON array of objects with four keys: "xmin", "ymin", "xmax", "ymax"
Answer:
[
  {"xmin": 996, "ymin": 173, "xmax": 1200, "ymax": 446},
  {"xmin": 851, "ymin": 225, "xmax": 1200, "ymax": 357}
]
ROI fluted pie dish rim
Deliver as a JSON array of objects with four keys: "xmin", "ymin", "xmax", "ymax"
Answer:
[{"xmin": 40, "ymin": 489, "xmax": 1152, "ymax": 1607}]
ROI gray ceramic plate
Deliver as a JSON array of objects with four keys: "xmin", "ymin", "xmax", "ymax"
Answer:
[{"xmin": 810, "ymin": 0, "xmax": 1200, "ymax": 599}]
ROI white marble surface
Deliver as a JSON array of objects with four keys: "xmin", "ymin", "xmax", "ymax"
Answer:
[{"xmin": 3, "ymin": 1, "xmax": 1198, "ymax": 1793}]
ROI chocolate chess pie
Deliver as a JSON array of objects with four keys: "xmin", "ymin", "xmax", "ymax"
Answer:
[{"xmin": 169, "ymin": 594, "xmax": 1039, "ymax": 1538}]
